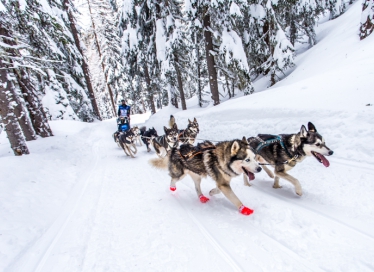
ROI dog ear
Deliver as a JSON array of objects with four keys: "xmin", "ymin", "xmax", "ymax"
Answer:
[
  {"xmin": 194, "ymin": 117, "xmax": 197, "ymax": 123},
  {"xmin": 308, "ymin": 122, "xmax": 317, "ymax": 132},
  {"xmin": 173, "ymin": 123, "xmax": 178, "ymax": 129},
  {"xmin": 300, "ymin": 125, "xmax": 308, "ymax": 138},
  {"xmin": 231, "ymin": 141, "xmax": 240, "ymax": 155},
  {"xmin": 188, "ymin": 119, "xmax": 192, "ymax": 124},
  {"xmin": 164, "ymin": 126, "xmax": 168, "ymax": 133},
  {"xmin": 241, "ymin": 136, "xmax": 248, "ymax": 144}
]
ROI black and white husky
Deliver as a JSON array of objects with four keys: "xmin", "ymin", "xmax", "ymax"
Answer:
[
  {"xmin": 140, "ymin": 126, "xmax": 158, "ymax": 152},
  {"xmin": 151, "ymin": 124, "xmax": 179, "ymax": 157},
  {"xmin": 245, "ymin": 122, "xmax": 334, "ymax": 196},
  {"xmin": 117, "ymin": 130, "xmax": 137, "ymax": 158}
]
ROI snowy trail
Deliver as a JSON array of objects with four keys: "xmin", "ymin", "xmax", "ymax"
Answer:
[{"xmin": 2, "ymin": 115, "xmax": 374, "ymax": 272}]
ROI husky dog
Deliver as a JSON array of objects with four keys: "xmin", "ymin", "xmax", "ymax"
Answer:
[
  {"xmin": 169, "ymin": 115, "xmax": 200, "ymax": 145},
  {"xmin": 140, "ymin": 126, "xmax": 158, "ymax": 152},
  {"xmin": 245, "ymin": 122, "xmax": 334, "ymax": 196},
  {"xmin": 117, "ymin": 130, "xmax": 137, "ymax": 158},
  {"xmin": 150, "ymin": 137, "xmax": 262, "ymax": 215},
  {"xmin": 151, "ymin": 124, "xmax": 179, "ymax": 157},
  {"xmin": 130, "ymin": 126, "xmax": 142, "ymax": 146}
]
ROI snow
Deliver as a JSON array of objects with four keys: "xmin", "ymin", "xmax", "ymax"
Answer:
[
  {"xmin": 220, "ymin": 28, "xmax": 249, "ymax": 71},
  {"xmin": 156, "ymin": 19, "xmax": 166, "ymax": 62},
  {"xmin": 249, "ymin": 4, "xmax": 266, "ymax": 20},
  {"xmin": 1, "ymin": 1, "xmax": 374, "ymax": 271},
  {"xmin": 229, "ymin": 2, "xmax": 242, "ymax": 17},
  {"xmin": 0, "ymin": 1, "xmax": 6, "ymax": 12}
]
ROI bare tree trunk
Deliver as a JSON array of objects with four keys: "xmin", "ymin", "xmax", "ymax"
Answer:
[
  {"xmin": 0, "ymin": 59, "xmax": 30, "ymax": 155},
  {"xmin": 203, "ymin": 14, "xmax": 220, "ymax": 106},
  {"xmin": 144, "ymin": 65, "xmax": 156, "ymax": 114},
  {"xmin": 225, "ymin": 75, "xmax": 231, "ymax": 99},
  {"xmin": 64, "ymin": 0, "xmax": 101, "ymax": 120},
  {"xmin": 12, "ymin": 86, "xmax": 37, "ymax": 141},
  {"xmin": 15, "ymin": 68, "xmax": 53, "ymax": 137},
  {"xmin": 196, "ymin": 55, "xmax": 203, "ymax": 107},
  {"xmin": 0, "ymin": 23, "xmax": 37, "ymax": 141},
  {"xmin": 86, "ymin": 0, "xmax": 116, "ymax": 116},
  {"xmin": 195, "ymin": 34, "xmax": 203, "ymax": 107},
  {"xmin": 174, "ymin": 56, "xmax": 186, "ymax": 110}
]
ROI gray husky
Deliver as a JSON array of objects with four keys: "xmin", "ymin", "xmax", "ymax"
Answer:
[
  {"xmin": 151, "ymin": 124, "xmax": 179, "ymax": 157},
  {"xmin": 150, "ymin": 137, "xmax": 262, "ymax": 215},
  {"xmin": 245, "ymin": 122, "xmax": 333, "ymax": 196},
  {"xmin": 169, "ymin": 115, "xmax": 200, "ymax": 145}
]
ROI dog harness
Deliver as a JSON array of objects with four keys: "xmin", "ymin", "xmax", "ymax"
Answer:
[{"xmin": 254, "ymin": 135, "xmax": 298, "ymax": 163}]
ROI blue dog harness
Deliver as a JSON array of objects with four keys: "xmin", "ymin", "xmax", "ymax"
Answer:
[{"xmin": 255, "ymin": 135, "xmax": 296, "ymax": 160}]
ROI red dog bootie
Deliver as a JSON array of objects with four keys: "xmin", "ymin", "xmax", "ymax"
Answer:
[
  {"xmin": 170, "ymin": 186, "xmax": 176, "ymax": 191},
  {"xmin": 199, "ymin": 195, "xmax": 210, "ymax": 203},
  {"xmin": 239, "ymin": 205, "xmax": 254, "ymax": 215}
]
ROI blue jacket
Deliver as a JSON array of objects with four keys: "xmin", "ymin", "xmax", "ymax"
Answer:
[{"xmin": 118, "ymin": 105, "xmax": 131, "ymax": 117}]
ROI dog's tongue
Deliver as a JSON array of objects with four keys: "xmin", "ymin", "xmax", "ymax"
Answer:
[
  {"xmin": 317, "ymin": 153, "xmax": 330, "ymax": 167},
  {"xmin": 247, "ymin": 171, "xmax": 255, "ymax": 180}
]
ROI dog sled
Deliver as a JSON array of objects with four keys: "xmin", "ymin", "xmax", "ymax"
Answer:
[{"xmin": 113, "ymin": 117, "xmax": 137, "ymax": 158}]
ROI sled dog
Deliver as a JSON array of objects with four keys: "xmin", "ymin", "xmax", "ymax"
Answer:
[
  {"xmin": 150, "ymin": 124, "xmax": 179, "ymax": 157},
  {"xmin": 150, "ymin": 137, "xmax": 262, "ymax": 215},
  {"xmin": 130, "ymin": 126, "xmax": 142, "ymax": 146},
  {"xmin": 117, "ymin": 130, "xmax": 137, "ymax": 158},
  {"xmin": 169, "ymin": 115, "xmax": 199, "ymax": 145},
  {"xmin": 245, "ymin": 122, "xmax": 334, "ymax": 196},
  {"xmin": 140, "ymin": 126, "xmax": 158, "ymax": 152}
]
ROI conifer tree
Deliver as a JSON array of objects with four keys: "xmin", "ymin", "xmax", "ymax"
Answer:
[
  {"xmin": 120, "ymin": 0, "xmax": 160, "ymax": 114},
  {"xmin": 360, "ymin": 0, "xmax": 374, "ymax": 39}
]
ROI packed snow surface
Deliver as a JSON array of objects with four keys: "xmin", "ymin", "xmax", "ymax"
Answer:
[{"xmin": 1, "ymin": 1, "xmax": 374, "ymax": 271}]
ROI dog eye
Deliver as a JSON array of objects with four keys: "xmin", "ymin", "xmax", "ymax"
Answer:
[
  {"xmin": 245, "ymin": 159, "xmax": 250, "ymax": 162},
  {"xmin": 316, "ymin": 143, "xmax": 321, "ymax": 147}
]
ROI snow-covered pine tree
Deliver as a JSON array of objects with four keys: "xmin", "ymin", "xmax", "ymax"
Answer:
[
  {"xmin": 156, "ymin": 0, "xmax": 189, "ymax": 110},
  {"xmin": 360, "ymin": 0, "xmax": 374, "ymax": 39},
  {"xmin": 192, "ymin": 31, "xmax": 209, "ymax": 106},
  {"xmin": 0, "ymin": 13, "xmax": 30, "ymax": 155},
  {"xmin": 327, "ymin": 0, "xmax": 345, "ymax": 19},
  {"xmin": 216, "ymin": 0, "xmax": 254, "ymax": 95},
  {"xmin": 120, "ymin": 0, "xmax": 160, "ymax": 114},
  {"xmin": 0, "ymin": 61, "xmax": 30, "ymax": 155},
  {"xmin": 184, "ymin": 1, "xmax": 209, "ymax": 106},
  {"xmin": 6, "ymin": 0, "xmax": 96, "ymax": 121},
  {"xmin": 244, "ymin": 0, "xmax": 294, "ymax": 86},
  {"xmin": 0, "ymin": 2, "xmax": 53, "ymax": 139},
  {"xmin": 273, "ymin": 0, "xmax": 321, "ymax": 47},
  {"xmin": 86, "ymin": 0, "xmax": 126, "ymax": 117},
  {"xmin": 63, "ymin": 0, "xmax": 101, "ymax": 120},
  {"xmin": 184, "ymin": 0, "xmax": 221, "ymax": 105}
]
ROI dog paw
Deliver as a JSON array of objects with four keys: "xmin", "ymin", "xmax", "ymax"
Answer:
[
  {"xmin": 170, "ymin": 186, "xmax": 176, "ymax": 191},
  {"xmin": 273, "ymin": 184, "xmax": 282, "ymax": 189},
  {"xmin": 199, "ymin": 195, "xmax": 210, "ymax": 203},
  {"xmin": 209, "ymin": 188, "xmax": 221, "ymax": 196},
  {"xmin": 295, "ymin": 187, "xmax": 303, "ymax": 196},
  {"xmin": 239, "ymin": 205, "xmax": 254, "ymax": 216}
]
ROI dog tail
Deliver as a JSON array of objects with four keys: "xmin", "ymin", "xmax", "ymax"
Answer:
[
  {"xmin": 149, "ymin": 156, "xmax": 169, "ymax": 170},
  {"xmin": 169, "ymin": 115, "xmax": 175, "ymax": 128}
]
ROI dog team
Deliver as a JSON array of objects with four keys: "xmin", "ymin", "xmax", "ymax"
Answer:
[{"xmin": 114, "ymin": 114, "xmax": 333, "ymax": 216}]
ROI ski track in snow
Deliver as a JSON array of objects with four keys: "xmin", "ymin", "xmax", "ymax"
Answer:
[
  {"xmin": 7, "ymin": 128, "xmax": 103, "ymax": 272},
  {"xmin": 2, "ymin": 117, "xmax": 374, "ymax": 272}
]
